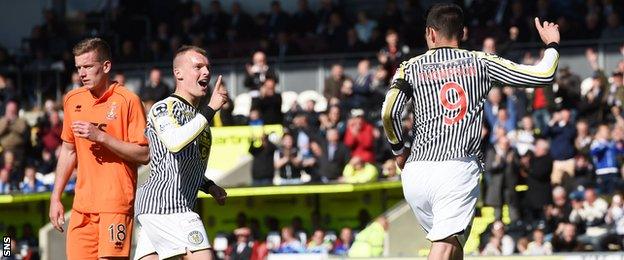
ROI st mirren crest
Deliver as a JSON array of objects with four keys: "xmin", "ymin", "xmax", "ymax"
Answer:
[{"xmin": 106, "ymin": 102, "xmax": 118, "ymax": 120}]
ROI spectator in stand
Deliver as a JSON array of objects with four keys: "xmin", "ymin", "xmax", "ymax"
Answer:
[
  {"xmin": 555, "ymin": 66, "xmax": 582, "ymax": 110},
  {"xmin": 39, "ymin": 109, "xmax": 62, "ymax": 153},
  {"xmin": 525, "ymin": 229, "xmax": 552, "ymax": 255},
  {"xmin": 291, "ymin": 0, "xmax": 317, "ymax": 37},
  {"xmin": 544, "ymin": 109, "xmax": 576, "ymax": 186},
  {"xmin": 139, "ymin": 68, "xmax": 170, "ymax": 111},
  {"xmin": 553, "ymin": 222, "xmax": 581, "ymax": 252},
  {"xmin": 0, "ymin": 101, "xmax": 29, "ymax": 162},
  {"xmin": 570, "ymin": 187, "xmax": 609, "ymax": 251},
  {"xmin": 323, "ymin": 12, "xmax": 348, "ymax": 52},
  {"xmin": 348, "ymin": 216, "xmax": 388, "ymax": 257},
  {"xmin": 352, "ymin": 59, "xmax": 373, "ymax": 110},
  {"xmin": 575, "ymin": 120, "xmax": 593, "ymax": 155},
  {"xmin": 244, "ymin": 51, "xmax": 277, "ymax": 91},
  {"xmin": 274, "ymin": 133, "xmax": 302, "ymax": 185},
  {"xmin": 332, "ymin": 227, "xmax": 353, "ymax": 255},
  {"xmin": 300, "ymin": 99, "xmax": 320, "ymax": 129},
  {"xmin": 484, "ymin": 88, "xmax": 511, "ymax": 129},
  {"xmin": 608, "ymin": 71, "xmax": 624, "ymax": 109},
  {"xmin": 377, "ymin": 30, "xmax": 409, "ymax": 76},
  {"xmin": 346, "ymin": 29, "xmax": 367, "ymax": 53},
  {"xmin": 266, "ymin": 1, "xmax": 290, "ymax": 39},
  {"xmin": 207, "ymin": 1, "xmax": 230, "ymax": 42},
  {"xmin": 602, "ymin": 194, "xmax": 624, "ymax": 250},
  {"xmin": 249, "ymin": 133, "xmax": 277, "ymax": 186},
  {"xmin": 485, "ymin": 136, "xmax": 519, "ymax": 222},
  {"xmin": 66, "ymin": 71, "xmax": 81, "ymax": 91},
  {"xmin": 272, "ymin": 31, "xmax": 301, "ymax": 59},
  {"xmin": 344, "ymin": 109, "xmax": 375, "ymax": 163},
  {"xmin": 37, "ymin": 149, "xmax": 56, "ymax": 175},
  {"xmin": 229, "ymin": 2, "xmax": 255, "ymax": 40},
  {"xmin": 251, "ymin": 78, "xmax": 283, "ymax": 125},
  {"xmin": 307, "ymin": 229, "xmax": 332, "ymax": 253},
  {"xmin": 277, "ymin": 226, "xmax": 305, "ymax": 253},
  {"xmin": 0, "ymin": 166, "xmax": 12, "ymax": 194},
  {"xmin": 341, "ymin": 156, "xmax": 378, "ymax": 184},
  {"xmin": 354, "ymin": 11, "xmax": 377, "ymax": 44},
  {"xmin": 545, "ymin": 186, "xmax": 573, "ymax": 234},
  {"xmin": 488, "ymin": 108, "xmax": 515, "ymax": 143},
  {"xmin": 117, "ymin": 40, "xmax": 141, "ymax": 63},
  {"xmin": 339, "ymin": 78, "xmax": 359, "ymax": 113},
  {"xmin": 19, "ymin": 164, "xmax": 46, "ymax": 193},
  {"xmin": 248, "ymin": 109, "xmax": 263, "ymax": 126},
  {"xmin": 319, "ymin": 105, "xmax": 346, "ymax": 138},
  {"xmin": 381, "ymin": 158, "xmax": 399, "ymax": 181},
  {"xmin": 323, "ymin": 64, "xmax": 346, "ymax": 101},
  {"xmin": 590, "ymin": 124, "xmax": 623, "ymax": 195},
  {"xmin": 601, "ymin": 13, "xmax": 624, "ymax": 39},
  {"xmin": 507, "ymin": 115, "xmax": 537, "ymax": 156},
  {"xmin": 317, "ymin": 128, "xmax": 349, "ymax": 183},
  {"xmin": 524, "ymin": 139, "xmax": 553, "ymax": 223},
  {"xmin": 481, "ymin": 221, "xmax": 514, "ymax": 256},
  {"xmin": 229, "ymin": 227, "xmax": 253, "ymax": 260}
]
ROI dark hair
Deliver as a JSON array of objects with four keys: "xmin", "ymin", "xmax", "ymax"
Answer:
[
  {"xmin": 72, "ymin": 37, "xmax": 112, "ymax": 62},
  {"xmin": 425, "ymin": 3, "xmax": 464, "ymax": 40}
]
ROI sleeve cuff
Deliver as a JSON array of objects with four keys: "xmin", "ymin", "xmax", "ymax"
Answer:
[
  {"xmin": 199, "ymin": 177, "xmax": 216, "ymax": 194},
  {"xmin": 546, "ymin": 42, "xmax": 559, "ymax": 52},
  {"xmin": 198, "ymin": 107, "xmax": 216, "ymax": 122},
  {"xmin": 391, "ymin": 142, "xmax": 405, "ymax": 155}
]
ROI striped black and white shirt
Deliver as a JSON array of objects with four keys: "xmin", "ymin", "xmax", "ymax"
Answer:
[
  {"xmin": 135, "ymin": 95, "xmax": 213, "ymax": 216},
  {"xmin": 382, "ymin": 47, "xmax": 559, "ymax": 163}
]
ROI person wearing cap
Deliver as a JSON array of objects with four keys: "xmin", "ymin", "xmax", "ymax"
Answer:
[{"xmin": 344, "ymin": 108, "xmax": 375, "ymax": 163}]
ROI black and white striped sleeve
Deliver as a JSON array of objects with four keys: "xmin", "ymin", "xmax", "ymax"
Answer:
[
  {"xmin": 480, "ymin": 47, "xmax": 559, "ymax": 87},
  {"xmin": 149, "ymin": 100, "xmax": 211, "ymax": 153},
  {"xmin": 381, "ymin": 62, "xmax": 413, "ymax": 155}
]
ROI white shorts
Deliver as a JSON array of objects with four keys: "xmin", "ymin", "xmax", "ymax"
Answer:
[
  {"xmin": 134, "ymin": 212, "xmax": 211, "ymax": 260},
  {"xmin": 401, "ymin": 157, "xmax": 481, "ymax": 245}
]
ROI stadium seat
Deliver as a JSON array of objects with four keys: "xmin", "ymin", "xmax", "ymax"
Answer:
[
  {"xmin": 281, "ymin": 91, "xmax": 299, "ymax": 113},
  {"xmin": 297, "ymin": 90, "xmax": 327, "ymax": 112},
  {"xmin": 232, "ymin": 92, "xmax": 252, "ymax": 117}
]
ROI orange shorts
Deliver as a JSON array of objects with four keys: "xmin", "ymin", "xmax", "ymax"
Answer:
[{"xmin": 66, "ymin": 210, "xmax": 133, "ymax": 259}]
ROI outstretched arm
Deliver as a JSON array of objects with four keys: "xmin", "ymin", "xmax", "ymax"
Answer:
[{"xmin": 482, "ymin": 18, "xmax": 560, "ymax": 87}]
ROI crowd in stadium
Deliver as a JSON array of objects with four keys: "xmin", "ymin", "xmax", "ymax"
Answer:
[{"xmin": 1, "ymin": 0, "xmax": 624, "ymax": 258}]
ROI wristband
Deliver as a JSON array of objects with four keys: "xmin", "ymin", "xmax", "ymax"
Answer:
[
  {"xmin": 199, "ymin": 178, "xmax": 216, "ymax": 194},
  {"xmin": 198, "ymin": 106, "xmax": 216, "ymax": 121},
  {"xmin": 546, "ymin": 42, "xmax": 559, "ymax": 51}
]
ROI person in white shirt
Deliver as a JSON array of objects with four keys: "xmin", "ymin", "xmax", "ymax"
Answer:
[{"xmin": 525, "ymin": 229, "xmax": 552, "ymax": 255}]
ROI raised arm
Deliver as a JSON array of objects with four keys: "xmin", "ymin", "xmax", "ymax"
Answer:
[
  {"xmin": 482, "ymin": 18, "xmax": 560, "ymax": 87},
  {"xmin": 151, "ymin": 76, "xmax": 228, "ymax": 153}
]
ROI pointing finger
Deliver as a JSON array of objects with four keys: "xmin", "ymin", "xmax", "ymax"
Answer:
[
  {"xmin": 534, "ymin": 17, "xmax": 543, "ymax": 31},
  {"xmin": 214, "ymin": 75, "xmax": 223, "ymax": 92}
]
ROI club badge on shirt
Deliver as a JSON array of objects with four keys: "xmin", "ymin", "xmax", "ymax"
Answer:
[{"xmin": 107, "ymin": 102, "xmax": 118, "ymax": 120}]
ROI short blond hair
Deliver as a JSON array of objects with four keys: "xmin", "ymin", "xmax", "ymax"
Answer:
[
  {"xmin": 174, "ymin": 45, "xmax": 208, "ymax": 62},
  {"xmin": 72, "ymin": 37, "xmax": 111, "ymax": 62}
]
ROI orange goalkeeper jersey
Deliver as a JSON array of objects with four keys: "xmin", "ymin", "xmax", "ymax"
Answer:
[{"xmin": 61, "ymin": 82, "xmax": 148, "ymax": 214}]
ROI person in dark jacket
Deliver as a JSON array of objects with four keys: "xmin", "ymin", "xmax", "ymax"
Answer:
[
  {"xmin": 251, "ymin": 78, "xmax": 283, "ymax": 125},
  {"xmin": 316, "ymin": 128, "xmax": 350, "ymax": 183},
  {"xmin": 543, "ymin": 109, "xmax": 576, "ymax": 187},
  {"xmin": 249, "ymin": 134, "xmax": 277, "ymax": 186},
  {"xmin": 229, "ymin": 227, "xmax": 253, "ymax": 260},
  {"xmin": 485, "ymin": 136, "xmax": 520, "ymax": 222},
  {"xmin": 524, "ymin": 139, "xmax": 554, "ymax": 224}
]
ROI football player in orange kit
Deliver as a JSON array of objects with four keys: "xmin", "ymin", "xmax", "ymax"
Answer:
[{"xmin": 49, "ymin": 37, "xmax": 149, "ymax": 259}]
